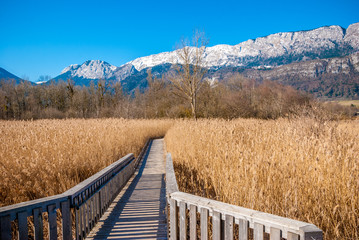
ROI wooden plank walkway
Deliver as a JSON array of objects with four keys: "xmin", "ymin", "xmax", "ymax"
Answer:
[{"xmin": 86, "ymin": 139, "xmax": 167, "ymax": 239}]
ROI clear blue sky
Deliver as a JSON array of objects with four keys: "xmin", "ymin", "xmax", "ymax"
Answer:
[{"xmin": 0, "ymin": 0, "xmax": 358, "ymax": 82}]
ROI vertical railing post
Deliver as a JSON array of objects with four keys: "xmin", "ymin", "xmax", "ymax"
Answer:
[
  {"xmin": 179, "ymin": 201, "xmax": 187, "ymax": 240},
  {"xmin": 225, "ymin": 215, "xmax": 234, "ymax": 240},
  {"xmin": 33, "ymin": 208, "xmax": 43, "ymax": 240},
  {"xmin": 254, "ymin": 223, "xmax": 264, "ymax": 240},
  {"xmin": 61, "ymin": 200, "xmax": 72, "ymax": 240},
  {"xmin": 200, "ymin": 208, "xmax": 208, "ymax": 240},
  {"xmin": 47, "ymin": 204, "xmax": 57, "ymax": 240},
  {"xmin": 189, "ymin": 205, "xmax": 197, "ymax": 240},
  {"xmin": 213, "ymin": 211, "xmax": 221, "ymax": 240},
  {"xmin": 238, "ymin": 219, "xmax": 248, "ymax": 240},
  {"xmin": 0, "ymin": 215, "xmax": 12, "ymax": 240},
  {"xmin": 170, "ymin": 198, "xmax": 178, "ymax": 240},
  {"xmin": 17, "ymin": 211, "xmax": 28, "ymax": 240}
]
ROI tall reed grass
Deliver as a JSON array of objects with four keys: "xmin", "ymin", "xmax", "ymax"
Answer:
[
  {"xmin": 165, "ymin": 118, "xmax": 359, "ymax": 239},
  {"xmin": 0, "ymin": 118, "xmax": 173, "ymax": 207}
]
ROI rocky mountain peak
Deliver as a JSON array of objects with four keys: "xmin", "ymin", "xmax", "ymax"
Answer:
[{"xmin": 344, "ymin": 22, "xmax": 359, "ymax": 50}]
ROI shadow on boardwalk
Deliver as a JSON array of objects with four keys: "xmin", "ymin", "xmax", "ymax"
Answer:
[{"xmin": 87, "ymin": 139, "xmax": 167, "ymax": 239}]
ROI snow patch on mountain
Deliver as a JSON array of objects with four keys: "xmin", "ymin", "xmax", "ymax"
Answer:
[
  {"xmin": 61, "ymin": 64, "xmax": 80, "ymax": 74},
  {"xmin": 61, "ymin": 60, "xmax": 118, "ymax": 79},
  {"xmin": 344, "ymin": 22, "xmax": 359, "ymax": 50}
]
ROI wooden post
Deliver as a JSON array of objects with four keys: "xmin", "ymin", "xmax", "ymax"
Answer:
[
  {"xmin": 189, "ymin": 205, "xmax": 197, "ymax": 240},
  {"xmin": 238, "ymin": 219, "xmax": 248, "ymax": 240},
  {"xmin": 254, "ymin": 223, "xmax": 264, "ymax": 240},
  {"xmin": 18, "ymin": 211, "xmax": 28, "ymax": 240},
  {"xmin": 170, "ymin": 198, "xmax": 178, "ymax": 240},
  {"xmin": 0, "ymin": 215, "xmax": 11, "ymax": 240},
  {"xmin": 200, "ymin": 208, "xmax": 208, "ymax": 240},
  {"xmin": 287, "ymin": 232, "xmax": 299, "ymax": 240},
  {"xmin": 270, "ymin": 227, "xmax": 281, "ymax": 240},
  {"xmin": 225, "ymin": 215, "xmax": 234, "ymax": 240},
  {"xmin": 212, "ymin": 211, "xmax": 221, "ymax": 240},
  {"xmin": 47, "ymin": 204, "xmax": 57, "ymax": 240},
  {"xmin": 179, "ymin": 201, "xmax": 187, "ymax": 240},
  {"xmin": 61, "ymin": 200, "xmax": 72, "ymax": 240},
  {"xmin": 33, "ymin": 208, "xmax": 43, "ymax": 240}
]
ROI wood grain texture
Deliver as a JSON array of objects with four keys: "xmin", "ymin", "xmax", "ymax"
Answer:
[
  {"xmin": 189, "ymin": 205, "xmax": 197, "ymax": 240},
  {"xmin": 238, "ymin": 218, "xmax": 248, "ymax": 240},
  {"xmin": 200, "ymin": 208, "xmax": 208, "ymax": 240},
  {"xmin": 225, "ymin": 215, "xmax": 234, "ymax": 240},
  {"xmin": 212, "ymin": 211, "xmax": 221, "ymax": 240},
  {"xmin": 270, "ymin": 227, "xmax": 281, "ymax": 240}
]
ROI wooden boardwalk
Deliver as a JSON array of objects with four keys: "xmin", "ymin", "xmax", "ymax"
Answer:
[{"xmin": 86, "ymin": 139, "xmax": 167, "ymax": 240}]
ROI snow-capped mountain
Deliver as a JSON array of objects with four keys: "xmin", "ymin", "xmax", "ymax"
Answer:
[
  {"xmin": 51, "ymin": 22, "xmax": 359, "ymax": 98},
  {"xmin": 128, "ymin": 22, "xmax": 359, "ymax": 71},
  {"xmin": 59, "ymin": 60, "xmax": 118, "ymax": 80}
]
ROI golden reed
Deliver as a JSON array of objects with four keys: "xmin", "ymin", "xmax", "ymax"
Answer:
[
  {"xmin": 0, "ymin": 118, "xmax": 173, "ymax": 207},
  {"xmin": 165, "ymin": 118, "xmax": 359, "ymax": 239}
]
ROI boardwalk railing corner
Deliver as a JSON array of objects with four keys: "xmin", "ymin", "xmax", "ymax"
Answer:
[
  {"xmin": 0, "ymin": 139, "xmax": 152, "ymax": 240},
  {"xmin": 165, "ymin": 153, "xmax": 323, "ymax": 240}
]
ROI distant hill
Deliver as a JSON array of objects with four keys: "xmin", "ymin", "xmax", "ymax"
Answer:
[{"xmin": 0, "ymin": 67, "xmax": 28, "ymax": 84}]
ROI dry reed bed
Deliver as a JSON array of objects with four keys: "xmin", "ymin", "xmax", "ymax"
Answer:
[
  {"xmin": 165, "ymin": 118, "xmax": 359, "ymax": 239},
  {"xmin": 0, "ymin": 118, "xmax": 173, "ymax": 207}
]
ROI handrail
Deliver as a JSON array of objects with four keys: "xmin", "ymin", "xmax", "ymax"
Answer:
[
  {"xmin": 64, "ymin": 153, "xmax": 135, "ymax": 206},
  {"xmin": 165, "ymin": 153, "xmax": 323, "ymax": 240},
  {"xmin": 0, "ymin": 140, "xmax": 152, "ymax": 240},
  {"xmin": 166, "ymin": 153, "xmax": 179, "ymax": 198}
]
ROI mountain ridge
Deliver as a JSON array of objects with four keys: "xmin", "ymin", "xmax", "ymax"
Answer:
[{"xmin": 2, "ymin": 22, "xmax": 358, "ymax": 98}]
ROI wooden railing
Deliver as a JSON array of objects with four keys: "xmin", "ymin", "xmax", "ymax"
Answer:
[
  {"xmin": 0, "ymin": 139, "xmax": 151, "ymax": 240},
  {"xmin": 166, "ymin": 153, "xmax": 323, "ymax": 240}
]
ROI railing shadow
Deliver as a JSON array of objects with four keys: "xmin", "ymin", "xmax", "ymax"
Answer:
[{"xmin": 88, "ymin": 139, "xmax": 168, "ymax": 239}]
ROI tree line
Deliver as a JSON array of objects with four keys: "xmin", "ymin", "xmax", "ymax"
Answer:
[{"xmin": 0, "ymin": 73, "xmax": 356, "ymax": 120}]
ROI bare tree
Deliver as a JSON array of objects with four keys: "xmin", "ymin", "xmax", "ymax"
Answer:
[{"xmin": 169, "ymin": 30, "xmax": 208, "ymax": 119}]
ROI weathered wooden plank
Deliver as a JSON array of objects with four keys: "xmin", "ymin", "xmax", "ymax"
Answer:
[
  {"xmin": 179, "ymin": 201, "xmax": 187, "ymax": 240},
  {"xmin": 61, "ymin": 200, "xmax": 72, "ymax": 240},
  {"xmin": 287, "ymin": 232, "xmax": 299, "ymax": 240},
  {"xmin": 238, "ymin": 218, "xmax": 248, "ymax": 240},
  {"xmin": 33, "ymin": 208, "xmax": 43, "ymax": 240},
  {"xmin": 47, "ymin": 204, "xmax": 57, "ymax": 240},
  {"xmin": 212, "ymin": 211, "xmax": 221, "ymax": 240},
  {"xmin": 254, "ymin": 223, "xmax": 264, "ymax": 240},
  {"xmin": 189, "ymin": 205, "xmax": 197, "ymax": 240},
  {"xmin": 0, "ymin": 215, "xmax": 11, "ymax": 240},
  {"xmin": 270, "ymin": 227, "xmax": 281, "ymax": 240},
  {"xmin": 225, "ymin": 214, "xmax": 234, "ymax": 240},
  {"xmin": 170, "ymin": 198, "xmax": 178, "ymax": 240},
  {"xmin": 17, "ymin": 211, "xmax": 28, "ymax": 240},
  {"xmin": 200, "ymin": 208, "xmax": 208, "ymax": 240}
]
